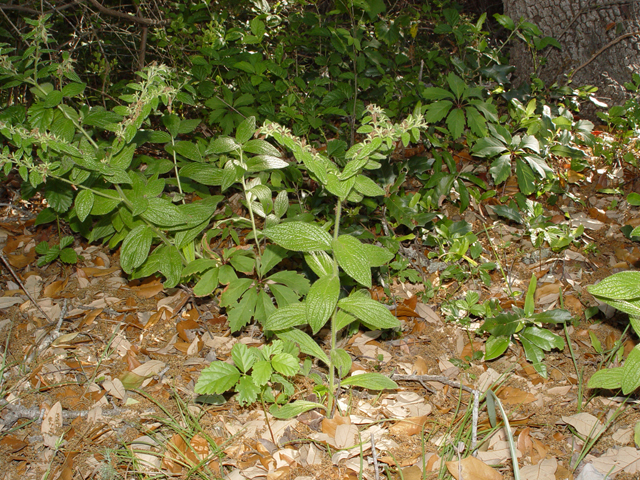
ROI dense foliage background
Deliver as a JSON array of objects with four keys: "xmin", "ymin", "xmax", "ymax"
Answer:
[{"xmin": 2, "ymin": 1, "xmax": 640, "ymax": 478}]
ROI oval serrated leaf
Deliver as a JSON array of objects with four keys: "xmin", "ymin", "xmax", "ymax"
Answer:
[
  {"xmin": 333, "ymin": 235, "xmax": 371, "ymax": 288},
  {"xmin": 264, "ymin": 302, "xmax": 307, "ymax": 331},
  {"xmin": 362, "ymin": 243, "xmax": 394, "ymax": 267},
  {"xmin": 622, "ymin": 345, "xmax": 640, "ymax": 394},
  {"xmin": 173, "ymin": 140, "xmax": 203, "ymax": 162},
  {"xmin": 276, "ymin": 328, "xmax": 329, "ymax": 366},
  {"xmin": 75, "ymin": 189, "xmax": 94, "ymax": 222},
  {"xmin": 269, "ymin": 400, "xmax": 326, "ymax": 419},
  {"xmin": 243, "ymin": 139, "xmax": 281, "ymax": 156},
  {"xmin": 141, "ymin": 197, "xmax": 187, "ymax": 227},
  {"xmin": 331, "ymin": 348, "xmax": 352, "ymax": 379},
  {"xmin": 304, "ymin": 251, "xmax": 334, "ymax": 278},
  {"xmin": 120, "ymin": 225, "xmax": 153, "ymax": 274},
  {"xmin": 208, "ymin": 136, "xmax": 241, "ymax": 154},
  {"xmin": 271, "ymin": 353, "xmax": 299, "ymax": 377},
  {"xmin": 337, "ymin": 294, "xmax": 400, "ymax": 330},
  {"xmin": 263, "ymin": 222, "xmax": 332, "ymax": 252},
  {"xmin": 195, "ymin": 361, "xmax": 241, "ymax": 395},
  {"xmin": 354, "ymin": 174, "xmax": 386, "ymax": 197},
  {"xmin": 306, "ymin": 274, "xmax": 340, "ymax": 334},
  {"xmin": 236, "ymin": 116, "xmax": 256, "ymax": 144},
  {"xmin": 274, "ymin": 190, "xmax": 288, "ymax": 219},
  {"xmin": 588, "ymin": 367, "xmax": 623, "ymax": 390},
  {"xmin": 246, "ymin": 155, "xmax": 288, "ymax": 172},
  {"xmin": 588, "ymin": 271, "xmax": 640, "ymax": 300},
  {"xmin": 341, "ymin": 372, "xmax": 397, "ymax": 390}
]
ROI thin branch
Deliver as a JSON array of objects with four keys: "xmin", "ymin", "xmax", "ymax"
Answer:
[
  {"xmin": 0, "ymin": 0, "xmax": 169, "ymax": 26},
  {"xmin": 370, "ymin": 432, "xmax": 380, "ymax": 480},
  {"xmin": 84, "ymin": 0, "xmax": 168, "ymax": 26},
  {"xmin": 390, "ymin": 374, "xmax": 477, "ymax": 394},
  {"xmin": 0, "ymin": 250, "xmax": 53, "ymax": 324},
  {"xmin": 572, "ymin": 31, "xmax": 640, "ymax": 77},
  {"xmin": 392, "ymin": 374, "xmax": 480, "ymax": 450},
  {"xmin": 0, "ymin": 401, "xmax": 124, "ymax": 428},
  {"xmin": 0, "ymin": 0, "xmax": 82, "ymax": 16}
]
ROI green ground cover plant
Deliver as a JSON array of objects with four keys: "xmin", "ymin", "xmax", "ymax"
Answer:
[{"xmin": 3, "ymin": 2, "xmax": 640, "ymax": 478}]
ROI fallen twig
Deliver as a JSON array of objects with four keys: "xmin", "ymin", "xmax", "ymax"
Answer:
[
  {"xmin": 1, "ymin": 401, "xmax": 124, "ymax": 429},
  {"xmin": 391, "ymin": 374, "xmax": 480, "ymax": 450},
  {"xmin": 370, "ymin": 432, "xmax": 380, "ymax": 480},
  {"xmin": 0, "ymin": 250, "xmax": 53, "ymax": 324},
  {"xmin": 26, "ymin": 299, "xmax": 68, "ymax": 363}
]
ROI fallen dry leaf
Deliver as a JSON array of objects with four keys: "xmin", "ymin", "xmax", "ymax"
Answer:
[
  {"xmin": 412, "ymin": 355, "xmax": 428, "ymax": 375},
  {"xmin": 446, "ymin": 455, "xmax": 503, "ymax": 480},
  {"xmin": 0, "ymin": 434, "xmax": 28, "ymax": 453},
  {"xmin": 590, "ymin": 446, "xmax": 640, "ymax": 476},
  {"xmin": 41, "ymin": 401, "xmax": 63, "ymax": 448},
  {"xmin": 177, "ymin": 318, "xmax": 200, "ymax": 342},
  {"xmin": 334, "ymin": 424, "xmax": 358, "ymax": 449},
  {"xmin": 80, "ymin": 266, "xmax": 120, "ymax": 277},
  {"xmin": 517, "ymin": 427, "xmax": 533, "ymax": 458},
  {"xmin": 497, "ymin": 386, "xmax": 536, "ymax": 405},
  {"xmin": 389, "ymin": 415, "xmax": 429, "ymax": 436},
  {"xmin": 562, "ymin": 412, "xmax": 605, "ymax": 439},
  {"xmin": 43, "ymin": 277, "xmax": 68, "ymax": 298},
  {"xmin": 129, "ymin": 278, "xmax": 164, "ymax": 298},
  {"xmin": 530, "ymin": 438, "xmax": 549, "ymax": 465},
  {"xmin": 322, "ymin": 414, "xmax": 350, "ymax": 437},
  {"xmin": 357, "ymin": 344, "xmax": 392, "ymax": 362},
  {"xmin": 400, "ymin": 465, "xmax": 423, "ymax": 480},
  {"xmin": 519, "ymin": 457, "xmax": 557, "ymax": 480}
]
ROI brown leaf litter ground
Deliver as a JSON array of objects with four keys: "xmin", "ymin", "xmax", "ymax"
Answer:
[{"xmin": 1, "ymin": 181, "xmax": 640, "ymax": 480}]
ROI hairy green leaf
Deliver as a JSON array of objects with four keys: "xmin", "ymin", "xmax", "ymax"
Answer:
[
  {"xmin": 338, "ymin": 294, "xmax": 400, "ymax": 330},
  {"xmin": 269, "ymin": 400, "xmax": 326, "ymax": 419},
  {"xmin": 195, "ymin": 361, "xmax": 241, "ymax": 395},
  {"xmin": 264, "ymin": 222, "xmax": 332, "ymax": 252},
  {"xmin": 306, "ymin": 274, "xmax": 340, "ymax": 334},
  {"xmin": 333, "ymin": 235, "xmax": 371, "ymax": 287},
  {"xmin": 264, "ymin": 302, "xmax": 307, "ymax": 331},
  {"xmin": 120, "ymin": 225, "xmax": 153, "ymax": 273},
  {"xmin": 75, "ymin": 190, "xmax": 94, "ymax": 222},
  {"xmin": 341, "ymin": 372, "xmax": 397, "ymax": 390}
]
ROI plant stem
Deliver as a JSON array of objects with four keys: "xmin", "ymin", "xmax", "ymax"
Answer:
[
  {"xmin": 241, "ymin": 174, "xmax": 263, "ymax": 277},
  {"xmin": 170, "ymin": 136, "xmax": 184, "ymax": 199},
  {"xmin": 327, "ymin": 200, "xmax": 344, "ymax": 417}
]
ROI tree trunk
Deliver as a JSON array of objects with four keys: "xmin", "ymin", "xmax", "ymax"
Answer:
[{"xmin": 503, "ymin": 0, "xmax": 640, "ymax": 116}]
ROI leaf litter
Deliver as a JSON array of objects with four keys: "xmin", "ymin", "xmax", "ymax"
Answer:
[{"xmin": 2, "ymin": 175, "xmax": 640, "ymax": 480}]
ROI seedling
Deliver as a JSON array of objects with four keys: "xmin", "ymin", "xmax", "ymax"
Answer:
[{"xmin": 481, "ymin": 273, "xmax": 571, "ymax": 377}]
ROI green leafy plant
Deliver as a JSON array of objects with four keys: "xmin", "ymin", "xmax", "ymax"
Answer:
[
  {"xmin": 481, "ymin": 273, "xmax": 571, "ymax": 377},
  {"xmin": 490, "ymin": 194, "xmax": 584, "ymax": 251},
  {"xmin": 493, "ymin": 13, "xmax": 561, "ymax": 94},
  {"xmin": 176, "ymin": 115, "xmax": 311, "ymax": 332},
  {"xmin": 424, "ymin": 218, "xmax": 496, "ymax": 285},
  {"xmin": 195, "ymin": 340, "xmax": 300, "ymax": 407},
  {"xmin": 441, "ymin": 291, "xmax": 500, "ymax": 325},
  {"xmin": 472, "ymin": 123, "xmax": 551, "ymax": 195},
  {"xmin": 35, "ymin": 235, "xmax": 78, "ymax": 266},
  {"xmin": 224, "ymin": 105, "xmax": 427, "ymax": 419},
  {"xmin": 587, "ymin": 272, "xmax": 640, "ymax": 394},
  {"xmin": 420, "ymin": 72, "xmax": 498, "ymax": 140}
]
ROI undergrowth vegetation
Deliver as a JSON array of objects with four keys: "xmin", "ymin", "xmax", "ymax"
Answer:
[{"xmin": 2, "ymin": 1, "xmax": 640, "ymax": 478}]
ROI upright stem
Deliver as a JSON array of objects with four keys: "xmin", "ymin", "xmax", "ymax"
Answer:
[
  {"xmin": 327, "ymin": 200, "xmax": 343, "ymax": 417},
  {"xmin": 241, "ymin": 175, "xmax": 263, "ymax": 278},
  {"xmin": 170, "ymin": 136, "xmax": 184, "ymax": 200}
]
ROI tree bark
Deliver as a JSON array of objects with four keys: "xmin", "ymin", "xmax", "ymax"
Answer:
[{"xmin": 503, "ymin": 0, "xmax": 640, "ymax": 115}]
